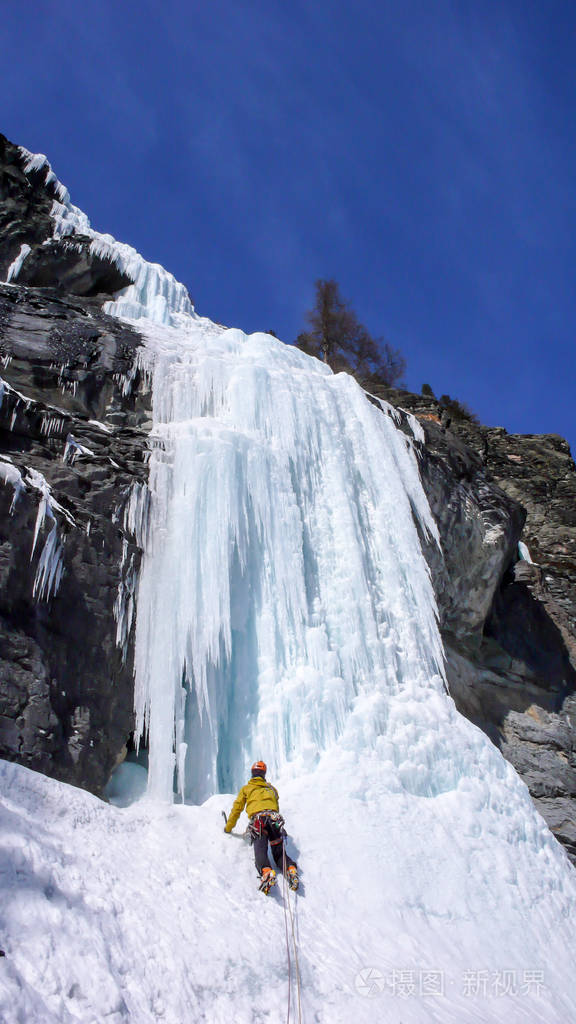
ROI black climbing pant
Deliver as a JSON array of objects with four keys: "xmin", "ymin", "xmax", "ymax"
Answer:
[{"xmin": 250, "ymin": 814, "xmax": 297, "ymax": 876}]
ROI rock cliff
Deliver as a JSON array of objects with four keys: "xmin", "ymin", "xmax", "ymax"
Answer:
[
  {"xmin": 0, "ymin": 280, "xmax": 151, "ymax": 793},
  {"xmin": 0, "ymin": 134, "xmax": 153, "ymax": 792},
  {"xmin": 372, "ymin": 384, "xmax": 576, "ymax": 862}
]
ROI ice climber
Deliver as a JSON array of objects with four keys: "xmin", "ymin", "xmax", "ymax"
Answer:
[{"xmin": 224, "ymin": 761, "xmax": 299, "ymax": 894}]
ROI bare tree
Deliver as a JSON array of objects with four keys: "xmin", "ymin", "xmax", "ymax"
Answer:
[{"xmin": 296, "ymin": 279, "xmax": 405, "ymax": 387}]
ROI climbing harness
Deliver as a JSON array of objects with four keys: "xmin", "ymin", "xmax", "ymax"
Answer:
[{"xmin": 248, "ymin": 811, "xmax": 285, "ymax": 841}]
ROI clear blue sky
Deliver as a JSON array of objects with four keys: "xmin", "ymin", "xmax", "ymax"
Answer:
[{"xmin": 2, "ymin": 0, "xmax": 575, "ymax": 451}]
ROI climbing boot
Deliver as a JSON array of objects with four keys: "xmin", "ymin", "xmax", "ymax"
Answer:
[
  {"xmin": 287, "ymin": 866, "xmax": 299, "ymax": 891},
  {"xmin": 259, "ymin": 867, "xmax": 277, "ymax": 895}
]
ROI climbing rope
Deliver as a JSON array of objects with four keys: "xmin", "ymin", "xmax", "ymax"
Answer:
[
  {"xmin": 282, "ymin": 844, "xmax": 303, "ymax": 1024},
  {"xmin": 282, "ymin": 852, "xmax": 292, "ymax": 1024}
]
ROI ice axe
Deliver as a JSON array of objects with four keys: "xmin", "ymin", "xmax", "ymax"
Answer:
[{"xmin": 222, "ymin": 810, "xmax": 250, "ymax": 841}]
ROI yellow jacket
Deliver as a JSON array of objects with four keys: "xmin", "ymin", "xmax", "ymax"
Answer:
[{"xmin": 225, "ymin": 776, "xmax": 279, "ymax": 832}]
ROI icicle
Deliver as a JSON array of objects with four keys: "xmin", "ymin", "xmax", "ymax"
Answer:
[
  {"xmin": 63, "ymin": 435, "xmax": 94, "ymax": 466},
  {"xmin": 33, "ymin": 523, "xmax": 64, "ymax": 600},
  {"xmin": 115, "ymin": 481, "xmax": 150, "ymax": 549},
  {"xmin": 176, "ymin": 683, "xmax": 188, "ymax": 804},
  {"xmin": 0, "ymin": 375, "xmax": 33, "ymax": 410},
  {"xmin": 18, "ymin": 148, "xmax": 69, "ymax": 202},
  {"xmin": 113, "ymin": 483, "xmax": 150, "ymax": 661},
  {"xmin": 5, "ymin": 243, "xmax": 31, "ymax": 283},
  {"xmin": 25, "ymin": 469, "xmax": 75, "ymax": 602},
  {"xmin": 405, "ymin": 411, "xmax": 425, "ymax": 443},
  {"xmin": 518, "ymin": 540, "xmax": 533, "ymax": 563},
  {"xmin": 0, "ymin": 460, "xmax": 25, "ymax": 512},
  {"xmin": 114, "ymin": 544, "xmax": 136, "ymax": 660},
  {"xmin": 0, "ymin": 461, "xmax": 72, "ymax": 601}
]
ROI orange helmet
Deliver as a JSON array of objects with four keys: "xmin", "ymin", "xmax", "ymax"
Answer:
[{"xmin": 251, "ymin": 760, "xmax": 267, "ymax": 777}]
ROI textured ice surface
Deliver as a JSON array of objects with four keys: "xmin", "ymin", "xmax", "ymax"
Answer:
[{"xmin": 132, "ymin": 321, "xmax": 445, "ymax": 802}]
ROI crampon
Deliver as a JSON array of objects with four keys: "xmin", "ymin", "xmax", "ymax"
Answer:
[
  {"xmin": 287, "ymin": 866, "xmax": 299, "ymax": 891},
  {"xmin": 258, "ymin": 868, "xmax": 277, "ymax": 895}
]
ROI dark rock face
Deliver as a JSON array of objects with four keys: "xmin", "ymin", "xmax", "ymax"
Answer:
[
  {"xmin": 0, "ymin": 135, "xmax": 54, "ymax": 280},
  {"xmin": 373, "ymin": 385, "xmax": 576, "ymax": 863},
  {"xmin": 0, "ymin": 133, "xmax": 132, "ymax": 298},
  {"xmin": 0, "ymin": 133, "xmax": 151, "ymax": 795},
  {"xmin": 14, "ymin": 237, "xmax": 133, "ymax": 297},
  {"xmin": 0, "ymin": 282, "xmax": 150, "ymax": 793}
]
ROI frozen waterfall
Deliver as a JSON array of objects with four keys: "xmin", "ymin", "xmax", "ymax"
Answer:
[{"xmin": 132, "ymin": 319, "xmax": 448, "ymax": 802}]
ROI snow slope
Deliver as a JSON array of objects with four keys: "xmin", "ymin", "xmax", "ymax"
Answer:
[
  {"xmin": 2, "ymin": 755, "xmax": 576, "ymax": 1024},
  {"xmin": 1, "ymin": 149, "xmax": 576, "ymax": 1023}
]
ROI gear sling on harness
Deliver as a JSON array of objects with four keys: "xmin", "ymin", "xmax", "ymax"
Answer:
[
  {"xmin": 249, "ymin": 811, "xmax": 285, "ymax": 840},
  {"xmin": 249, "ymin": 811, "xmax": 297, "ymax": 876}
]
